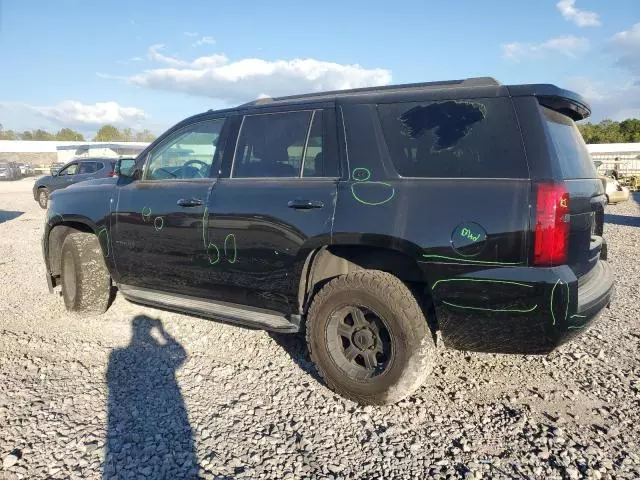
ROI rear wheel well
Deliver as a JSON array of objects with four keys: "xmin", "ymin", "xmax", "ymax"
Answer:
[
  {"xmin": 298, "ymin": 245, "xmax": 434, "ymax": 326},
  {"xmin": 48, "ymin": 223, "xmax": 94, "ymax": 279}
]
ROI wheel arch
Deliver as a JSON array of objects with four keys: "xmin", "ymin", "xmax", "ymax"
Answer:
[
  {"xmin": 296, "ymin": 242, "xmax": 434, "ymax": 319},
  {"xmin": 47, "ymin": 222, "xmax": 95, "ymax": 279}
]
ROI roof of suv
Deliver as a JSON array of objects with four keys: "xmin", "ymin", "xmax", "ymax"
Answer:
[{"xmin": 180, "ymin": 76, "xmax": 590, "ymax": 133}]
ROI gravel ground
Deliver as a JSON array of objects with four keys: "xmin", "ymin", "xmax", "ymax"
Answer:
[{"xmin": 0, "ymin": 178, "xmax": 639, "ymax": 480}]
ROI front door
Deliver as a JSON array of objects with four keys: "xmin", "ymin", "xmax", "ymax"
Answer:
[
  {"xmin": 113, "ymin": 117, "xmax": 229, "ymax": 297},
  {"xmin": 51, "ymin": 161, "xmax": 79, "ymax": 191},
  {"xmin": 205, "ymin": 108, "xmax": 341, "ymax": 314}
]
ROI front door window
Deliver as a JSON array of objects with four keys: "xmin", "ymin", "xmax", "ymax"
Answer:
[{"xmin": 144, "ymin": 120, "xmax": 226, "ymax": 181}]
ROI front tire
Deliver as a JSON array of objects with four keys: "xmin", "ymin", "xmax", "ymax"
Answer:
[
  {"xmin": 38, "ymin": 188, "xmax": 49, "ymax": 209},
  {"xmin": 306, "ymin": 270, "xmax": 435, "ymax": 405},
  {"xmin": 61, "ymin": 232, "xmax": 111, "ymax": 314}
]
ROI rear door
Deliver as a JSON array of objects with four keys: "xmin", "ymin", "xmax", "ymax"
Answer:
[{"xmin": 204, "ymin": 107, "xmax": 340, "ymax": 314}]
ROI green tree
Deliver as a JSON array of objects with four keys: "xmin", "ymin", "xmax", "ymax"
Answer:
[
  {"xmin": 55, "ymin": 128, "xmax": 85, "ymax": 141},
  {"xmin": 94, "ymin": 125, "xmax": 122, "ymax": 141},
  {"xmin": 135, "ymin": 129, "xmax": 156, "ymax": 142},
  {"xmin": 20, "ymin": 131, "xmax": 33, "ymax": 140}
]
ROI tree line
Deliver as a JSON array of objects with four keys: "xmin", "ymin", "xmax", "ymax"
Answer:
[
  {"xmin": 0, "ymin": 124, "xmax": 156, "ymax": 142},
  {"xmin": 576, "ymin": 119, "xmax": 640, "ymax": 144}
]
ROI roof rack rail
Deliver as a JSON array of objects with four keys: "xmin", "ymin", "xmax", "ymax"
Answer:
[{"xmin": 237, "ymin": 77, "xmax": 501, "ymax": 106}]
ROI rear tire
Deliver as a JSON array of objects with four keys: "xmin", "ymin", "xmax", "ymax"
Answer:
[
  {"xmin": 61, "ymin": 232, "xmax": 111, "ymax": 314},
  {"xmin": 38, "ymin": 188, "xmax": 49, "ymax": 209},
  {"xmin": 306, "ymin": 270, "xmax": 435, "ymax": 405}
]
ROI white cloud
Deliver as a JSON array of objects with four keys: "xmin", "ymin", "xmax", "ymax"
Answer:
[
  {"xmin": 192, "ymin": 36, "xmax": 216, "ymax": 47},
  {"xmin": 126, "ymin": 45, "xmax": 391, "ymax": 102},
  {"xmin": 30, "ymin": 101, "xmax": 147, "ymax": 126},
  {"xmin": 566, "ymin": 77, "xmax": 640, "ymax": 121},
  {"xmin": 556, "ymin": 0, "xmax": 601, "ymax": 27},
  {"xmin": 130, "ymin": 56, "xmax": 143, "ymax": 62},
  {"xmin": 609, "ymin": 23, "xmax": 640, "ymax": 76},
  {"xmin": 502, "ymin": 35, "xmax": 590, "ymax": 61},
  {"xmin": 184, "ymin": 31, "xmax": 198, "ymax": 37}
]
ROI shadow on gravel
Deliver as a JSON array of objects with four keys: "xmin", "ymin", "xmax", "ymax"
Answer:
[
  {"xmin": 269, "ymin": 332, "xmax": 323, "ymax": 384},
  {"xmin": 605, "ymin": 214, "xmax": 640, "ymax": 227},
  {"xmin": 104, "ymin": 315, "xmax": 198, "ymax": 479},
  {"xmin": 0, "ymin": 210, "xmax": 24, "ymax": 224}
]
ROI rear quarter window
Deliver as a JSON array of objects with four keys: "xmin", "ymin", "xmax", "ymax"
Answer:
[
  {"xmin": 542, "ymin": 107, "xmax": 596, "ymax": 179},
  {"xmin": 377, "ymin": 97, "xmax": 528, "ymax": 178}
]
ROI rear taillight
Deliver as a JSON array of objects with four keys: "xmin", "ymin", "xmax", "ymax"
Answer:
[
  {"xmin": 533, "ymin": 183, "xmax": 570, "ymax": 266},
  {"xmin": 106, "ymin": 171, "xmax": 116, "ymax": 177}
]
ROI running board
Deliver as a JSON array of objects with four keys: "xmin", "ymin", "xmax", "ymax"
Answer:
[{"xmin": 118, "ymin": 284, "xmax": 300, "ymax": 333}]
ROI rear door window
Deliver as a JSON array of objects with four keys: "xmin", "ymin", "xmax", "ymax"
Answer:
[
  {"xmin": 232, "ymin": 111, "xmax": 311, "ymax": 178},
  {"xmin": 377, "ymin": 97, "xmax": 528, "ymax": 178},
  {"xmin": 542, "ymin": 107, "xmax": 596, "ymax": 179},
  {"xmin": 78, "ymin": 161, "xmax": 98, "ymax": 174}
]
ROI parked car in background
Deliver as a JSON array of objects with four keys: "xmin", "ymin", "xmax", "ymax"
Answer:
[
  {"xmin": 0, "ymin": 162, "xmax": 17, "ymax": 180},
  {"xmin": 18, "ymin": 163, "xmax": 34, "ymax": 176},
  {"xmin": 600, "ymin": 175, "xmax": 630, "ymax": 204},
  {"xmin": 33, "ymin": 158, "xmax": 121, "ymax": 208},
  {"xmin": 49, "ymin": 162, "xmax": 66, "ymax": 176},
  {"xmin": 42, "ymin": 77, "xmax": 614, "ymax": 405}
]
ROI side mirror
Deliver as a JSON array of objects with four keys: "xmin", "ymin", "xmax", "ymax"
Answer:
[{"xmin": 115, "ymin": 159, "xmax": 138, "ymax": 178}]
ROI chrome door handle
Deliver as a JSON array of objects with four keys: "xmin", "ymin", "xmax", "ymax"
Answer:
[{"xmin": 177, "ymin": 198, "xmax": 203, "ymax": 208}]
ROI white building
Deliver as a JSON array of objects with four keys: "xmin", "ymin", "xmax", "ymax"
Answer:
[{"xmin": 586, "ymin": 143, "xmax": 640, "ymax": 175}]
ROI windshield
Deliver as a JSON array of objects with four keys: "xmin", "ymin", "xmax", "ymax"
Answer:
[{"xmin": 543, "ymin": 107, "xmax": 596, "ymax": 179}]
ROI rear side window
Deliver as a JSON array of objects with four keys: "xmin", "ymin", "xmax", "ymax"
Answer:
[
  {"xmin": 78, "ymin": 161, "xmax": 97, "ymax": 174},
  {"xmin": 377, "ymin": 97, "xmax": 527, "ymax": 178},
  {"xmin": 542, "ymin": 107, "xmax": 596, "ymax": 179},
  {"xmin": 233, "ymin": 111, "xmax": 311, "ymax": 178}
]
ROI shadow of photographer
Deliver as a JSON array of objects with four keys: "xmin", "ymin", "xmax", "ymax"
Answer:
[{"xmin": 103, "ymin": 315, "xmax": 198, "ymax": 479}]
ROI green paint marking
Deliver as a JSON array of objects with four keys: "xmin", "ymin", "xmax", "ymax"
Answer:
[
  {"xmin": 442, "ymin": 300, "xmax": 538, "ymax": 313},
  {"xmin": 432, "ymin": 278, "xmax": 532, "ymax": 291},
  {"xmin": 154, "ymin": 216, "xmax": 164, "ymax": 231},
  {"xmin": 350, "ymin": 182, "xmax": 396, "ymax": 206},
  {"xmin": 570, "ymin": 314, "xmax": 586, "ymax": 319},
  {"xmin": 460, "ymin": 227, "xmax": 483, "ymax": 242},
  {"xmin": 564, "ymin": 281, "xmax": 569, "ymax": 323},
  {"xmin": 421, "ymin": 254, "xmax": 522, "ymax": 265},
  {"xmin": 141, "ymin": 206, "xmax": 152, "ymax": 222},
  {"xmin": 207, "ymin": 244, "xmax": 220, "ymax": 265},
  {"xmin": 202, "ymin": 208, "xmax": 208, "ymax": 248},
  {"xmin": 224, "ymin": 234, "xmax": 237, "ymax": 264},
  {"xmin": 567, "ymin": 325, "xmax": 585, "ymax": 330},
  {"xmin": 350, "ymin": 167, "xmax": 395, "ymax": 205},
  {"xmin": 550, "ymin": 279, "xmax": 561, "ymax": 326},
  {"xmin": 97, "ymin": 228, "xmax": 110, "ymax": 257},
  {"xmin": 352, "ymin": 167, "xmax": 371, "ymax": 182}
]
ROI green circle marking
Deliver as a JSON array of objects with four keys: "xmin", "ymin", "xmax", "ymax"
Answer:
[
  {"xmin": 141, "ymin": 207, "xmax": 152, "ymax": 222},
  {"xmin": 351, "ymin": 182, "xmax": 395, "ymax": 206},
  {"xmin": 224, "ymin": 234, "xmax": 237, "ymax": 264},
  {"xmin": 207, "ymin": 243, "xmax": 220, "ymax": 265},
  {"xmin": 97, "ymin": 228, "xmax": 110, "ymax": 257},
  {"xmin": 352, "ymin": 167, "xmax": 371, "ymax": 182}
]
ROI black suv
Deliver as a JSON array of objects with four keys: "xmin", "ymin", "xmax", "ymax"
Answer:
[{"xmin": 42, "ymin": 77, "xmax": 614, "ymax": 405}]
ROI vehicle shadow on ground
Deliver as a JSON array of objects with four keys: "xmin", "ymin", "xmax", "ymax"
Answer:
[
  {"xmin": 269, "ymin": 332, "xmax": 323, "ymax": 384},
  {"xmin": 0, "ymin": 210, "xmax": 24, "ymax": 224},
  {"xmin": 605, "ymin": 214, "xmax": 640, "ymax": 227},
  {"xmin": 103, "ymin": 315, "xmax": 199, "ymax": 479}
]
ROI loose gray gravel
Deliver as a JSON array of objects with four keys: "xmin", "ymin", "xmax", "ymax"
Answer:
[{"xmin": 1, "ymin": 178, "xmax": 639, "ymax": 479}]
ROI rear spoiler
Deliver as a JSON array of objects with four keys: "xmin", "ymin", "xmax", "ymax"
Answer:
[{"xmin": 507, "ymin": 84, "xmax": 591, "ymax": 121}]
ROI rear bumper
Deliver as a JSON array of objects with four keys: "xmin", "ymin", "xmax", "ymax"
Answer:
[{"xmin": 431, "ymin": 260, "xmax": 614, "ymax": 354}]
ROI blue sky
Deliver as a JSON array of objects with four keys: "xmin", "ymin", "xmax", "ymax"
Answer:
[{"xmin": 0, "ymin": 0, "xmax": 638, "ymax": 135}]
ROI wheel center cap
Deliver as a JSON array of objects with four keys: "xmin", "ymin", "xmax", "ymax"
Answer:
[{"xmin": 352, "ymin": 328, "xmax": 375, "ymax": 350}]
